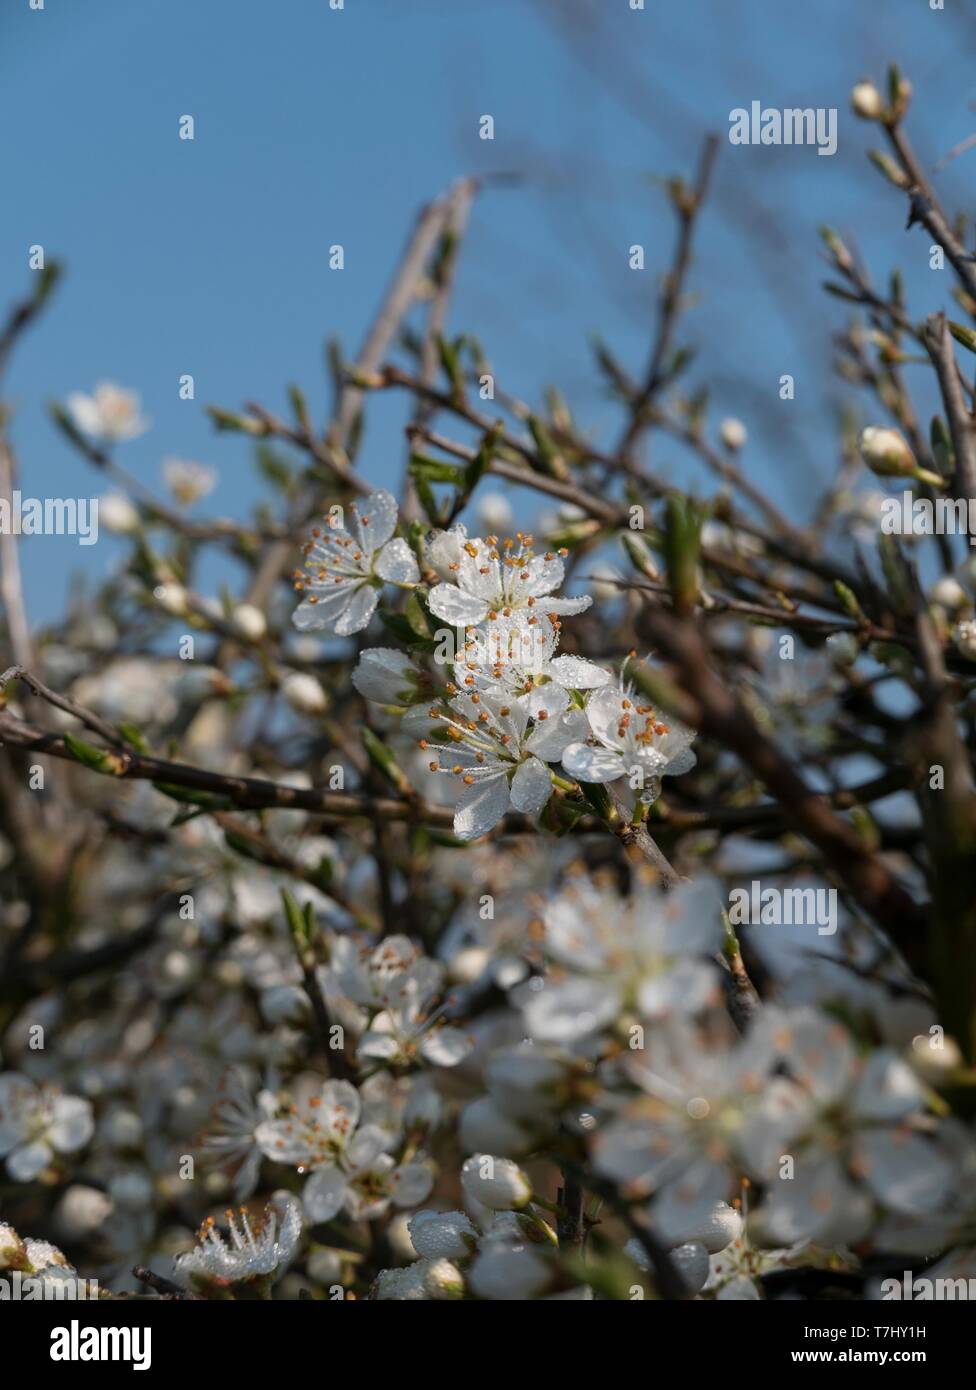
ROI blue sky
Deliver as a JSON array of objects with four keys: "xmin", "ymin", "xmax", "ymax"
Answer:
[{"xmin": 3, "ymin": 0, "xmax": 975, "ymax": 621}]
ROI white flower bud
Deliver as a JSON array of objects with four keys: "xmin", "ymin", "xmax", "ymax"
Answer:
[
  {"xmin": 851, "ymin": 81, "xmax": 885, "ymax": 120},
  {"xmin": 108, "ymin": 1169, "xmax": 155, "ymax": 1212},
  {"xmin": 825, "ymin": 631, "xmax": 859, "ymax": 668},
  {"xmin": 954, "ymin": 618, "xmax": 976, "ymax": 661},
  {"xmin": 54, "ymin": 1185, "xmax": 113, "ymax": 1240},
  {"xmin": 929, "ymin": 577, "xmax": 968, "ymax": 613},
  {"xmin": 281, "ymin": 671, "xmax": 328, "ymax": 715},
  {"xmin": 374, "ymin": 1261, "xmax": 430, "ymax": 1300},
  {"xmin": 162, "ymin": 457, "xmax": 217, "ymax": 507},
  {"xmin": 153, "ymin": 582, "xmax": 188, "ymax": 616},
  {"xmin": 0, "ymin": 1223, "xmax": 25, "ymax": 1270},
  {"xmin": 719, "ymin": 418, "xmax": 747, "ymax": 451},
  {"xmin": 859, "ymin": 426, "xmax": 916, "ymax": 478},
  {"xmin": 100, "ymin": 1108, "xmax": 144, "ymax": 1151},
  {"xmin": 306, "ymin": 1248, "xmax": 343, "ymax": 1284},
  {"xmin": 422, "ymin": 1258, "xmax": 465, "ymax": 1299},
  {"xmin": 447, "ymin": 946, "xmax": 491, "ymax": 984},
  {"xmin": 233, "ymin": 603, "xmax": 267, "ymax": 641},
  {"xmin": 910, "ymin": 1032, "xmax": 963, "ymax": 1081},
  {"xmin": 476, "ymin": 491, "xmax": 514, "ymax": 533},
  {"xmin": 460, "ymin": 1154, "xmax": 532, "ymax": 1210},
  {"xmin": 99, "ymin": 492, "xmax": 141, "ymax": 534},
  {"xmin": 409, "ymin": 1209, "xmax": 478, "ymax": 1261},
  {"xmin": 460, "ymin": 1098, "xmax": 535, "ymax": 1158}
]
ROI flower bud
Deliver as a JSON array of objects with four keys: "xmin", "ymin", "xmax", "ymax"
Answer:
[
  {"xmin": 719, "ymin": 417, "xmax": 747, "ymax": 451},
  {"xmin": 233, "ymin": 603, "xmax": 267, "ymax": 641},
  {"xmin": 859, "ymin": 426, "xmax": 916, "ymax": 477},
  {"xmin": 409, "ymin": 1209, "xmax": 478, "ymax": 1261},
  {"xmin": 460, "ymin": 1154, "xmax": 532, "ymax": 1210},
  {"xmin": 929, "ymin": 577, "xmax": 968, "ymax": 613},
  {"xmin": 476, "ymin": 491, "xmax": 514, "ymax": 533},
  {"xmin": 54, "ymin": 1185, "xmax": 113, "ymax": 1241},
  {"xmin": 851, "ymin": 81, "xmax": 885, "ymax": 120},
  {"xmin": 99, "ymin": 492, "xmax": 141, "ymax": 534},
  {"xmin": 281, "ymin": 671, "xmax": 328, "ymax": 716},
  {"xmin": 825, "ymin": 631, "xmax": 859, "ymax": 668},
  {"xmin": 153, "ymin": 582, "xmax": 188, "ymax": 616},
  {"xmin": 954, "ymin": 618, "xmax": 976, "ymax": 661},
  {"xmin": 423, "ymin": 1258, "xmax": 465, "ymax": 1299},
  {"xmin": 0, "ymin": 1222, "xmax": 25, "ymax": 1271}
]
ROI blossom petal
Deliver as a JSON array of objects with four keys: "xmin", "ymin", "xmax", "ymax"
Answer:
[
  {"xmin": 346, "ymin": 1124, "xmax": 393, "ymax": 1171},
  {"xmin": 350, "ymin": 490, "xmax": 398, "ymax": 549},
  {"xmin": 547, "ymin": 655, "xmax": 610, "ymax": 689},
  {"xmin": 526, "ymin": 708, "xmax": 589, "ymax": 761},
  {"xmin": 421, "ymin": 1027, "xmax": 473, "ymax": 1067},
  {"xmin": 390, "ymin": 1162, "xmax": 434, "ymax": 1208},
  {"xmin": 352, "ymin": 648, "xmax": 419, "ymax": 704},
  {"xmin": 540, "ymin": 595, "xmax": 592, "ymax": 615},
  {"xmin": 320, "ymin": 1080, "xmax": 362, "ymax": 1138},
  {"xmin": 509, "ymin": 756, "xmax": 552, "ymax": 818},
  {"xmin": 855, "ymin": 1129, "xmax": 954, "ymax": 1214},
  {"xmin": 524, "ymin": 977, "xmax": 620, "ymax": 1043},
  {"xmin": 303, "ymin": 1165, "xmax": 347, "ymax": 1223},
  {"xmin": 374, "ymin": 537, "xmax": 420, "ymax": 584},
  {"xmin": 47, "ymin": 1096, "xmax": 94, "ymax": 1154},
  {"xmin": 292, "ymin": 581, "xmax": 360, "ymax": 632},
  {"xmin": 427, "ymin": 584, "xmax": 488, "ymax": 627},
  {"xmin": 453, "ymin": 774, "xmax": 511, "ymax": 840},
  {"xmin": 651, "ymin": 1159, "xmax": 731, "ymax": 1248},
  {"xmin": 583, "ymin": 686, "xmax": 629, "ymax": 748},
  {"xmin": 334, "ymin": 583, "xmax": 379, "ymax": 636},
  {"xmin": 519, "ymin": 552, "xmax": 565, "ymax": 597},
  {"xmin": 7, "ymin": 1140, "xmax": 52, "ymax": 1182},
  {"xmin": 561, "ymin": 741, "xmax": 624, "ymax": 783}
]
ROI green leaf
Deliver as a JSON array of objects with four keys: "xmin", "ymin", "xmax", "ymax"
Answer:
[
  {"xmin": 361, "ymin": 727, "xmax": 413, "ymax": 796},
  {"xmin": 63, "ymin": 732, "xmax": 127, "ymax": 775},
  {"xmin": 409, "ymin": 452, "xmax": 466, "ymax": 486},
  {"xmin": 288, "ymin": 383, "xmax": 311, "ymax": 433},
  {"xmin": 578, "ymin": 780, "xmax": 614, "ymax": 821},
  {"xmin": 281, "ymin": 889, "xmax": 314, "ymax": 955},
  {"xmin": 949, "ymin": 321, "xmax": 976, "ymax": 354},
  {"xmin": 663, "ymin": 494, "xmax": 706, "ymax": 615},
  {"xmin": 118, "ymin": 723, "xmax": 150, "ymax": 754},
  {"xmin": 152, "ymin": 781, "xmax": 232, "ymax": 809},
  {"xmin": 833, "ymin": 581, "xmax": 865, "ymax": 622}
]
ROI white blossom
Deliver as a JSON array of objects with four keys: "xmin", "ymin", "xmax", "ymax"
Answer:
[
  {"xmin": 256, "ymin": 1078, "xmax": 432, "ymax": 1222},
  {"xmin": 162, "ymin": 457, "xmax": 217, "ymax": 507},
  {"xmin": 293, "ymin": 490, "xmax": 420, "ymax": 636},
  {"xmin": 562, "ymin": 678, "xmax": 696, "ymax": 806},
  {"xmin": 175, "ymin": 1191, "xmax": 302, "ymax": 1287},
  {"xmin": 0, "ymin": 1074, "xmax": 94, "ymax": 1181},
  {"xmin": 67, "ymin": 382, "xmax": 149, "ymax": 442},
  {"xmin": 426, "ymin": 529, "xmax": 591, "ymax": 632}
]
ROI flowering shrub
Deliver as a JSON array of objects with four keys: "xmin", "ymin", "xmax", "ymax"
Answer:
[{"xmin": 2, "ymin": 62, "xmax": 976, "ymax": 1309}]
